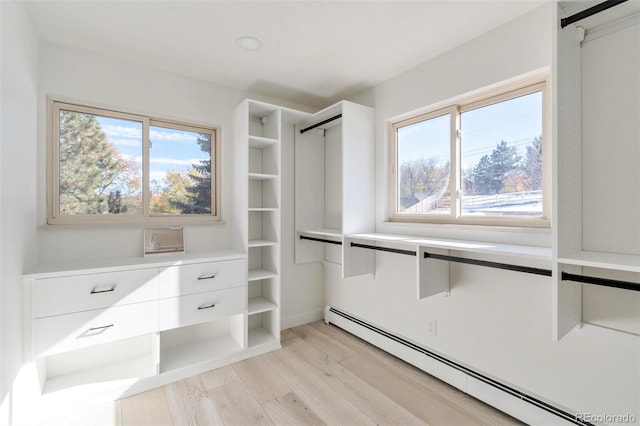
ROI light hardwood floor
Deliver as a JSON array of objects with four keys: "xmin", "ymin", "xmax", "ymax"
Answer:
[{"xmin": 42, "ymin": 321, "xmax": 523, "ymax": 426}]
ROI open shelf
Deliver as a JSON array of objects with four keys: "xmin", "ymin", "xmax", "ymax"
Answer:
[
  {"xmin": 300, "ymin": 228, "xmax": 343, "ymax": 238},
  {"xmin": 158, "ymin": 317, "xmax": 243, "ymax": 373},
  {"xmin": 248, "ymin": 327, "xmax": 278, "ymax": 348},
  {"xmin": 247, "ymin": 309, "xmax": 278, "ymax": 348},
  {"xmin": 39, "ymin": 333, "xmax": 157, "ymax": 395},
  {"xmin": 248, "ymin": 297, "xmax": 278, "ymax": 315},
  {"xmin": 43, "ymin": 353, "xmax": 155, "ymax": 395},
  {"xmin": 348, "ymin": 232, "xmax": 551, "ymax": 261},
  {"xmin": 248, "ymin": 172, "xmax": 278, "ymax": 180},
  {"xmin": 248, "ymin": 135, "xmax": 278, "ymax": 148},
  {"xmin": 248, "ymin": 239, "xmax": 278, "ymax": 248},
  {"xmin": 248, "ymin": 268, "xmax": 277, "ymax": 281},
  {"xmin": 159, "ymin": 335, "xmax": 242, "ymax": 373},
  {"xmin": 248, "ymin": 208, "xmax": 278, "ymax": 212},
  {"xmin": 559, "ymin": 251, "xmax": 640, "ymax": 273}
]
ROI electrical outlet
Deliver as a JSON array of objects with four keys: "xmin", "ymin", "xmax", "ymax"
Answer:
[{"xmin": 427, "ymin": 319, "xmax": 437, "ymax": 337}]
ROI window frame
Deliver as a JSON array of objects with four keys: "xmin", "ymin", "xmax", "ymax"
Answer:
[
  {"xmin": 48, "ymin": 99, "xmax": 221, "ymax": 225},
  {"xmin": 389, "ymin": 80, "xmax": 549, "ymax": 228}
]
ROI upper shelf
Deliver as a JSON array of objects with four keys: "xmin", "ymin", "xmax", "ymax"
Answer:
[
  {"xmin": 249, "ymin": 136, "xmax": 278, "ymax": 148},
  {"xmin": 346, "ymin": 233, "xmax": 552, "ymax": 262},
  {"xmin": 299, "ymin": 228, "xmax": 343, "ymax": 238},
  {"xmin": 559, "ymin": 251, "xmax": 640, "ymax": 273}
]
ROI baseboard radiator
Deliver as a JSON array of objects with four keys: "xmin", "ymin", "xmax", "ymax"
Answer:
[{"xmin": 325, "ymin": 306, "xmax": 592, "ymax": 426}]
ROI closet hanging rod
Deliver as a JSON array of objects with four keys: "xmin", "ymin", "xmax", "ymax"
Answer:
[
  {"xmin": 561, "ymin": 272, "xmax": 639, "ymax": 292},
  {"xmin": 350, "ymin": 242, "xmax": 416, "ymax": 257},
  {"xmin": 299, "ymin": 114, "xmax": 342, "ymax": 134},
  {"xmin": 299, "ymin": 235, "xmax": 343, "ymax": 245},
  {"xmin": 560, "ymin": 0, "xmax": 628, "ymax": 28},
  {"xmin": 424, "ymin": 252, "xmax": 552, "ymax": 277}
]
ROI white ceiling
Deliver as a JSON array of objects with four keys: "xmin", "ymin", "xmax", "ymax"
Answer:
[{"xmin": 24, "ymin": 0, "xmax": 546, "ymax": 107}]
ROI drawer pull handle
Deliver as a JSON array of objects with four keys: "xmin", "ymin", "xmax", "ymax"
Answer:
[
  {"xmin": 90, "ymin": 285, "xmax": 116, "ymax": 294},
  {"xmin": 88, "ymin": 324, "xmax": 114, "ymax": 331},
  {"xmin": 197, "ymin": 303, "xmax": 217, "ymax": 310},
  {"xmin": 197, "ymin": 273, "xmax": 216, "ymax": 280}
]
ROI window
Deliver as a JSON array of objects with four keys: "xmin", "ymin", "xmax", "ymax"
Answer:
[
  {"xmin": 49, "ymin": 101, "xmax": 220, "ymax": 224},
  {"xmin": 390, "ymin": 81, "xmax": 547, "ymax": 226}
]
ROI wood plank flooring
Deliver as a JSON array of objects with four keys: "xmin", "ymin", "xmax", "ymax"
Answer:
[{"xmin": 42, "ymin": 321, "xmax": 523, "ymax": 426}]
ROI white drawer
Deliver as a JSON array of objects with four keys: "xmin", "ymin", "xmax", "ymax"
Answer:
[
  {"xmin": 158, "ymin": 259, "xmax": 245, "ymax": 298},
  {"xmin": 32, "ymin": 301, "xmax": 158, "ymax": 358},
  {"xmin": 32, "ymin": 269, "xmax": 159, "ymax": 319},
  {"xmin": 159, "ymin": 286, "xmax": 245, "ymax": 331}
]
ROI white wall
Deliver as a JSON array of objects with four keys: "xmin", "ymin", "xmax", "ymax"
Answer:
[
  {"xmin": 37, "ymin": 41, "xmax": 245, "ymax": 262},
  {"xmin": 36, "ymin": 41, "xmax": 324, "ymax": 326},
  {"xmin": 337, "ymin": 2, "xmax": 639, "ymax": 421},
  {"xmin": 0, "ymin": 1, "xmax": 39, "ymax": 423},
  {"xmin": 36, "ymin": 40, "xmax": 320, "ymax": 262},
  {"xmin": 352, "ymin": 3, "xmax": 553, "ymax": 248}
]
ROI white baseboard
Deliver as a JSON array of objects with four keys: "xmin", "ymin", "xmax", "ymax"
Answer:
[{"xmin": 281, "ymin": 309, "xmax": 324, "ymax": 330}]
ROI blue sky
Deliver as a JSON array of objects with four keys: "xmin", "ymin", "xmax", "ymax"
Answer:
[
  {"xmin": 397, "ymin": 91, "xmax": 542, "ymax": 171},
  {"xmin": 96, "ymin": 116, "xmax": 208, "ymax": 185}
]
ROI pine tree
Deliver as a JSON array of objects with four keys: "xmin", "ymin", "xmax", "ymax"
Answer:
[
  {"xmin": 58, "ymin": 111, "xmax": 140, "ymax": 215},
  {"xmin": 168, "ymin": 134, "xmax": 212, "ymax": 214},
  {"xmin": 524, "ymin": 136, "xmax": 543, "ymax": 190},
  {"xmin": 470, "ymin": 140, "xmax": 521, "ymax": 195}
]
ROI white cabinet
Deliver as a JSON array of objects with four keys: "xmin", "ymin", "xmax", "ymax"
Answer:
[
  {"xmin": 24, "ymin": 251, "xmax": 246, "ymax": 399},
  {"xmin": 293, "ymin": 101, "xmax": 375, "ymax": 274},
  {"xmin": 554, "ymin": 3, "xmax": 640, "ymax": 339}
]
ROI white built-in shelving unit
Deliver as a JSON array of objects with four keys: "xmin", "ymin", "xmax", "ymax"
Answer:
[
  {"xmin": 233, "ymin": 100, "xmax": 283, "ymax": 350},
  {"xmin": 294, "ymin": 101, "xmax": 376, "ymax": 273},
  {"xmin": 554, "ymin": 2, "xmax": 640, "ymax": 340},
  {"xmin": 23, "ymin": 250, "xmax": 248, "ymax": 412},
  {"xmin": 232, "ymin": 99, "xmax": 314, "ymax": 349}
]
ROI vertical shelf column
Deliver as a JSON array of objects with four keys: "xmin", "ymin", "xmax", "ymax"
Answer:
[{"xmin": 245, "ymin": 101, "xmax": 282, "ymax": 350}]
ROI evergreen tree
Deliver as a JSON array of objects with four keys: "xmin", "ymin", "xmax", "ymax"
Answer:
[
  {"xmin": 169, "ymin": 134, "xmax": 212, "ymax": 214},
  {"xmin": 470, "ymin": 154, "xmax": 495, "ymax": 195},
  {"xmin": 58, "ymin": 111, "xmax": 140, "ymax": 215},
  {"xmin": 524, "ymin": 136, "xmax": 543, "ymax": 190},
  {"xmin": 470, "ymin": 140, "xmax": 521, "ymax": 194}
]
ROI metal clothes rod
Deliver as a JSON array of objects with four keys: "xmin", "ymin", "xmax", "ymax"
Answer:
[
  {"xmin": 299, "ymin": 235, "xmax": 342, "ymax": 245},
  {"xmin": 350, "ymin": 242, "xmax": 416, "ymax": 257},
  {"xmin": 561, "ymin": 272, "xmax": 639, "ymax": 292},
  {"xmin": 299, "ymin": 114, "xmax": 342, "ymax": 134},
  {"xmin": 560, "ymin": 0, "xmax": 628, "ymax": 28},
  {"xmin": 424, "ymin": 252, "xmax": 552, "ymax": 277}
]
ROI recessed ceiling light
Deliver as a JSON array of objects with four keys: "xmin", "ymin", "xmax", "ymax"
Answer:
[{"xmin": 236, "ymin": 36, "xmax": 263, "ymax": 51}]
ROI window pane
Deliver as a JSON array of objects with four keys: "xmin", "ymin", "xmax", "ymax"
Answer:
[
  {"xmin": 460, "ymin": 91, "xmax": 542, "ymax": 217},
  {"xmin": 397, "ymin": 114, "xmax": 451, "ymax": 214},
  {"xmin": 149, "ymin": 125, "xmax": 212, "ymax": 215},
  {"xmin": 58, "ymin": 110, "xmax": 143, "ymax": 215}
]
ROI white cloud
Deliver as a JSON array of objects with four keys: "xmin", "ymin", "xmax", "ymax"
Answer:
[
  {"xmin": 149, "ymin": 170, "xmax": 168, "ymax": 183},
  {"xmin": 102, "ymin": 124, "xmax": 142, "ymax": 139},
  {"xmin": 150, "ymin": 157, "xmax": 203, "ymax": 167},
  {"xmin": 111, "ymin": 138, "xmax": 142, "ymax": 148},
  {"xmin": 121, "ymin": 154, "xmax": 143, "ymax": 164},
  {"xmin": 150, "ymin": 129, "xmax": 201, "ymax": 144}
]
